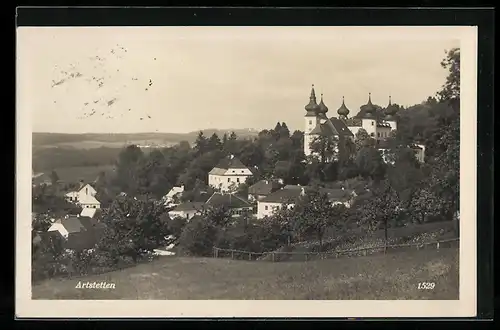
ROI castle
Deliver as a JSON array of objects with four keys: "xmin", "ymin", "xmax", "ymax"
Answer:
[{"xmin": 303, "ymin": 84, "xmax": 398, "ymax": 158}]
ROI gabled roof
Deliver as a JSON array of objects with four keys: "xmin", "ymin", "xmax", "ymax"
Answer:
[
  {"xmin": 329, "ymin": 117, "xmax": 355, "ymax": 137},
  {"xmin": 80, "ymin": 207, "xmax": 98, "ymax": 218},
  {"xmin": 310, "ymin": 122, "xmax": 337, "ymax": 137},
  {"xmin": 248, "ymin": 180, "xmax": 282, "ymax": 196},
  {"xmin": 205, "ymin": 192, "xmax": 252, "ymax": 209},
  {"xmin": 78, "ymin": 194, "xmax": 100, "ymax": 205},
  {"xmin": 260, "ymin": 188, "xmax": 303, "ymax": 204},
  {"xmin": 213, "ymin": 155, "xmax": 248, "ymax": 170},
  {"xmin": 171, "ymin": 202, "xmax": 205, "ymax": 212},
  {"xmin": 61, "ymin": 216, "xmax": 86, "ymax": 234}
]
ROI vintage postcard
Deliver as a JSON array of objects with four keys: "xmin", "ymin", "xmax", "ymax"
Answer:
[{"xmin": 17, "ymin": 25, "xmax": 477, "ymax": 318}]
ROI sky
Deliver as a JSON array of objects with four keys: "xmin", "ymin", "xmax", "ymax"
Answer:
[{"xmin": 17, "ymin": 27, "xmax": 460, "ymax": 134}]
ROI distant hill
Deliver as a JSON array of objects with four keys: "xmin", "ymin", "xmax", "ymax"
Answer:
[{"xmin": 32, "ymin": 129, "xmax": 261, "ymax": 149}]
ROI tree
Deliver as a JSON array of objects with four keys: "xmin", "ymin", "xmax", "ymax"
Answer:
[
  {"xmin": 437, "ymin": 47, "xmax": 460, "ymax": 110},
  {"xmin": 49, "ymin": 170, "xmax": 59, "ymax": 186},
  {"xmin": 354, "ymin": 128, "xmax": 375, "ymax": 152},
  {"xmin": 207, "ymin": 133, "xmax": 222, "ymax": 151},
  {"xmin": 194, "ymin": 131, "xmax": 208, "ymax": 155},
  {"xmin": 386, "ymin": 146, "xmax": 424, "ymax": 212},
  {"xmin": 309, "ymin": 134, "xmax": 338, "ymax": 164},
  {"xmin": 359, "ymin": 180, "xmax": 400, "ymax": 252},
  {"xmin": 355, "ymin": 146, "xmax": 386, "ymax": 181},
  {"xmin": 95, "ymin": 196, "xmax": 169, "ymax": 265},
  {"xmin": 293, "ymin": 188, "xmax": 347, "ymax": 252}
]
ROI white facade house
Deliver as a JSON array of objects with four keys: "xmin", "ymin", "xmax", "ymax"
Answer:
[
  {"xmin": 78, "ymin": 194, "xmax": 101, "ymax": 209},
  {"xmin": 208, "ymin": 155, "xmax": 253, "ymax": 192},
  {"xmin": 257, "ymin": 187, "xmax": 304, "ymax": 219},
  {"xmin": 162, "ymin": 185, "xmax": 185, "ymax": 206},
  {"xmin": 256, "ymin": 185, "xmax": 356, "ymax": 219},
  {"xmin": 168, "ymin": 202, "xmax": 205, "ymax": 221},
  {"xmin": 65, "ymin": 182, "xmax": 100, "ymax": 209}
]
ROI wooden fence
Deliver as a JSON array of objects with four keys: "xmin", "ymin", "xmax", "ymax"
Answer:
[{"xmin": 212, "ymin": 237, "xmax": 459, "ymax": 262}]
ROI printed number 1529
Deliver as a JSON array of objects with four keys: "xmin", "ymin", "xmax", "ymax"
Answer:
[{"xmin": 418, "ymin": 282, "xmax": 435, "ymax": 290}]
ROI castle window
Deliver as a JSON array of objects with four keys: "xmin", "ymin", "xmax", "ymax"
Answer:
[
  {"xmin": 236, "ymin": 178, "xmax": 240, "ymax": 183},
  {"xmin": 265, "ymin": 206, "xmax": 268, "ymax": 210},
  {"xmin": 227, "ymin": 178, "xmax": 231, "ymax": 182},
  {"xmin": 372, "ymin": 121, "xmax": 374, "ymax": 126},
  {"xmin": 377, "ymin": 132, "xmax": 380, "ymax": 137},
  {"xmin": 370, "ymin": 133, "xmax": 375, "ymax": 137},
  {"xmin": 309, "ymin": 120, "xmax": 312, "ymax": 125}
]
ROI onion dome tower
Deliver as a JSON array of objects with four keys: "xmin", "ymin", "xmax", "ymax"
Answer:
[
  {"xmin": 384, "ymin": 95, "xmax": 397, "ymax": 120},
  {"xmin": 362, "ymin": 93, "xmax": 375, "ymax": 118},
  {"xmin": 337, "ymin": 96, "xmax": 350, "ymax": 120},
  {"xmin": 317, "ymin": 93, "xmax": 329, "ymax": 119},
  {"xmin": 304, "ymin": 84, "xmax": 320, "ymax": 116}
]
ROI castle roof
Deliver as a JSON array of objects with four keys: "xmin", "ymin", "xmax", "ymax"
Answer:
[
  {"xmin": 317, "ymin": 94, "xmax": 329, "ymax": 114},
  {"xmin": 304, "ymin": 85, "xmax": 320, "ymax": 113},
  {"xmin": 337, "ymin": 96, "xmax": 350, "ymax": 117},
  {"xmin": 385, "ymin": 95, "xmax": 398, "ymax": 117},
  {"xmin": 360, "ymin": 93, "xmax": 376, "ymax": 118}
]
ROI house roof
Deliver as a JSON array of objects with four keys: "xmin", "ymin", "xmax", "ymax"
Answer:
[
  {"xmin": 78, "ymin": 216, "xmax": 98, "ymax": 231},
  {"xmin": 213, "ymin": 155, "xmax": 248, "ymax": 170},
  {"xmin": 248, "ymin": 180, "xmax": 282, "ymax": 196},
  {"xmin": 80, "ymin": 207, "xmax": 97, "ymax": 218},
  {"xmin": 310, "ymin": 122, "xmax": 336, "ymax": 136},
  {"xmin": 61, "ymin": 216, "xmax": 86, "ymax": 234},
  {"xmin": 171, "ymin": 202, "xmax": 205, "ymax": 212},
  {"xmin": 65, "ymin": 231, "xmax": 95, "ymax": 251},
  {"xmin": 344, "ymin": 117, "xmax": 362, "ymax": 127},
  {"xmin": 260, "ymin": 188, "xmax": 303, "ymax": 204},
  {"xmin": 78, "ymin": 194, "xmax": 100, "ymax": 205},
  {"xmin": 165, "ymin": 186, "xmax": 184, "ymax": 198},
  {"xmin": 319, "ymin": 188, "xmax": 354, "ymax": 201},
  {"xmin": 205, "ymin": 192, "xmax": 252, "ymax": 209},
  {"xmin": 329, "ymin": 117, "xmax": 355, "ymax": 137}
]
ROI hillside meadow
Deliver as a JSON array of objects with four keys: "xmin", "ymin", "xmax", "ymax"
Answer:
[{"xmin": 32, "ymin": 247, "xmax": 459, "ymax": 300}]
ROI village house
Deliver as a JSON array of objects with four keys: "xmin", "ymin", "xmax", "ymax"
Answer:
[
  {"xmin": 65, "ymin": 181, "xmax": 101, "ymax": 209},
  {"xmin": 162, "ymin": 185, "xmax": 185, "ymax": 206},
  {"xmin": 256, "ymin": 184, "xmax": 357, "ymax": 219},
  {"xmin": 257, "ymin": 186, "xmax": 304, "ymax": 219},
  {"xmin": 208, "ymin": 155, "xmax": 253, "ymax": 193},
  {"xmin": 205, "ymin": 192, "xmax": 253, "ymax": 217},
  {"xmin": 168, "ymin": 202, "xmax": 205, "ymax": 221},
  {"xmin": 247, "ymin": 179, "xmax": 283, "ymax": 202},
  {"xmin": 47, "ymin": 214, "xmax": 105, "ymax": 251}
]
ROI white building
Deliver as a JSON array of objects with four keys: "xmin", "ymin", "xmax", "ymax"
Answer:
[
  {"xmin": 256, "ymin": 185, "xmax": 357, "ymax": 219},
  {"xmin": 162, "ymin": 185, "xmax": 185, "ymax": 206},
  {"xmin": 303, "ymin": 85, "xmax": 399, "ymax": 159},
  {"xmin": 168, "ymin": 202, "xmax": 205, "ymax": 221},
  {"xmin": 65, "ymin": 182, "xmax": 97, "ymax": 202},
  {"xmin": 208, "ymin": 155, "xmax": 253, "ymax": 192}
]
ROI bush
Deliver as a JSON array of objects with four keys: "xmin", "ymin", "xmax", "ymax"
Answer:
[{"xmin": 178, "ymin": 216, "xmax": 219, "ymax": 256}]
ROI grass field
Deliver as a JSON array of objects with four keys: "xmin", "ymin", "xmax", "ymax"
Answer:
[
  {"xmin": 51, "ymin": 165, "xmax": 116, "ymax": 183},
  {"xmin": 32, "ymin": 247, "xmax": 459, "ymax": 300}
]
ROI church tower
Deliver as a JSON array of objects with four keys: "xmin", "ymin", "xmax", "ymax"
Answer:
[
  {"xmin": 360, "ymin": 93, "xmax": 377, "ymax": 137},
  {"xmin": 384, "ymin": 95, "xmax": 398, "ymax": 131},
  {"xmin": 304, "ymin": 84, "xmax": 320, "ymax": 157}
]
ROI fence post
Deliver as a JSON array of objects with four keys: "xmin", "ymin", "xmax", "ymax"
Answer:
[
  {"xmin": 272, "ymin": 252, "xmax": 275, "ymax": 262},
  {"xmin": 249, "ymin": 252, "xmax": 252, "ymax": 261},
  {"xmin": 305, "ymin": 253, "xmax": 308, "ymax": 262},
  {"xmin": 231, "ymin": 250, "xmax": 234, "ymax": 259},
  {"xmin": 436, "ymin": 242, "xmax": 440, "ymax": 250}
]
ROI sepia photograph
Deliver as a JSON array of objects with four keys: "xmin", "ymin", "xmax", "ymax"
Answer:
[{"xmin": 16, "ymin": 25, "xmax": 477, "ymax": 318}]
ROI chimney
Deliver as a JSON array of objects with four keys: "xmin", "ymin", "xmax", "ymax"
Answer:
[
  {"xmin": 265, "ymin": 180, "xmax": 269, "ymax": 185},
  {"xmin": 300, "ymin": 187, "xmax": 305, "ymax": 196}
]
